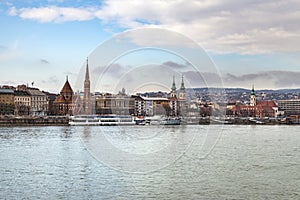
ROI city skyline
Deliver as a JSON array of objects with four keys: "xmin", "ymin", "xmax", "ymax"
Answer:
[{"xmin": 1, "ymin": 0, "xmax": 300, "ymax": 93}]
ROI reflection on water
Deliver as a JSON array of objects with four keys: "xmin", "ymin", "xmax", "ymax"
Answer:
[{"xmin": 0, "ymin": 125, "xmax": 299, "ymax": 199}]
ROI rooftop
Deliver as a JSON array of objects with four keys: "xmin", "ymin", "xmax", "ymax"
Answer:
[{"xmin": 0, "ymin": 88, "xmax": 14, "ymax": 94}]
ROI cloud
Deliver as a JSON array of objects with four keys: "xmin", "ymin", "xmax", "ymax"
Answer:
[
  {"xmin": 92, "ymin": 63, "xmax": 125, "ymax": 77},
  {"xmin": 41, "ymin": 76, "xmax": 59, "ymax": 84},
  {"xmin": 162, "ymin": 61, "xmax": 187, "ymax": 69},
  {"xmin": 15, "ymin": 6, "xmax": 95, "ymax": 23},
  {"xmin": 223, "ymin": 71, "xmax": 300, "ymax": 89},
  {"xmin": 7, "ymin": 6, "xmax": 17, "ymax": 16},
  {"xmin": 40, "ymin": 59, "xmax": 50, "ymax": 64},
  {"xmin": 7, "ymin": 0, "xmax": 300, "ymax": 54},
  {"xmin": 0, "ymin": 80, "xmax": 17, "ymax": 86}
]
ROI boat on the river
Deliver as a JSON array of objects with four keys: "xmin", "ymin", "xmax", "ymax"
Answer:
[
  {"xmin": 162, "ymin": 117, "xmax": 181, "ymax": 125},
  {"xmin": 69, "ymin": 115, "xmax": 135, "ymax": 126}
]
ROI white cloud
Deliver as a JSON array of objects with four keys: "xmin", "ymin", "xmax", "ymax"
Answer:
[
  {"xmin": 7, "ymin": 6, "xmax": 17, "ymax": 16},
  {"xmin": 8, "ymin": 0, "xmax": 300, "ymax": 54},
  {"xmin": 17, "ymin": 6, "xmax": 95, "ymax": 23},
  {"xmin": 95, "ymin": 0, "xmax": 300, "ymax": 54}
]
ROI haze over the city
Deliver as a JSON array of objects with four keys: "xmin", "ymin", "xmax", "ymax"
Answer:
[{"xmin": 1, "ymin": 0, "xmax": 300, "ymax": 93}]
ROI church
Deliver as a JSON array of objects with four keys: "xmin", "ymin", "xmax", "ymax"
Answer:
[
  {"xmin": 53, "ymin": 76, "xmax": 74, "ymax": 115},
  {"xmin": 233, "ymin": 85, "xmax": 278, "ymax": 118}
]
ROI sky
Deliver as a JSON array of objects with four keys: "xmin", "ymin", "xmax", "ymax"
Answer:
[{"xmin": 1, "ymin": 0, "xmax": 300, "ymax": 93}]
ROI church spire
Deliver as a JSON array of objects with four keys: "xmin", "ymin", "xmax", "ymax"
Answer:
[
  {"xmin": 179, "ymin": 75, "xmax": 186, "ymax": 100},
  {"xmin": 85, "ymin": 57, "xmax": 90, "ymax": 82},
  {"xmin": 250, "ymin": 84, "xmax": 256, "ymax": 106},
  {"xmin": 251, "ymin": 84, "xmax": 255, "ymax": 96},
  {"xmin": 180, "ymin": 75, "xmax": 185, "ymax": 90},
  {"xmin": 171, "ymin": 76, "xmax": 176, "ymax": 92},
  {"xmin": 170, "ymin": 76, "xmax": 177, "ymax": 98},
  {"xmin": 84, "ymin": 57, "xmax": 91, "ymax": 114}
]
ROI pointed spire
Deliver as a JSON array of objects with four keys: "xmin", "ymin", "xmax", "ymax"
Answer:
[
  {"xmin": 180, "ymin": 75, "xmax": 185, "ymax": 90},
  {"xmin": 171, "ymin": 76, "xmax": 176, "ymax": 92},
  {"xmin": 85, "ymin": 57, "xmax": 90, "ymax": 81},
  {"xmin": 251, "ymin": 84, "xmax": 255, "ymax": 95},
  {"xmin": 66, "ymin": 75, "xmax": 68, "ymax": 82}
]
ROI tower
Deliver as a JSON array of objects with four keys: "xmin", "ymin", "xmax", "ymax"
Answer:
[
  {"xmin": 169, "ymin": 76, "xmax": 178, "ymax": 116},
  {"xmin": 178, "ymin": 75, "xmax": 186, "ymax": 100},
  {"xmin": 170, "ymin": 76, "xmax": 177, "ymax": 98},
  {"xmin": 250, "ymin": 84, "xmax": 256, "ymax": 106},
  {"xmin": 84, "ymin": 58, "xmax": 91, "ymax": 114},
  {"xmin": 61, "ymin": 76, "xmax": 73, "ymax": 101},
  {"xmin": 53, "ymin": 76, "xmax": 74, "ymax": 115}
]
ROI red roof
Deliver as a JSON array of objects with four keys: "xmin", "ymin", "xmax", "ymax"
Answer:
[
  {"xmin": 256, "ymin": 101, "xmax": 276, "ymax": 107},
  {"xmin": 60, "ymin": 80, "xmax": 73, "ymax": 94}
]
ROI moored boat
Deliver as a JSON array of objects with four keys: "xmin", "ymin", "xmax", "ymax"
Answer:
[
  {"xmin": 162, "ymin": 117, "xmax": 181, "ymax": 125},
  {"xmin": 69, "ymin": 115, "xmax": 135, "ymax": 126}
]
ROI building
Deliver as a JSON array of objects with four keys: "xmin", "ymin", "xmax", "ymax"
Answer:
[
  {"xmin": 133, "ymin": 95, "xmax": 145, "ymax": 116},
  {"xmin": 232, "ymin": 86, "xmax": 278, "ymax": 118},
  {"xmin": 278, "ymin": 99, "xmax": 300, "ymax": 116},
  {"xmin": 27, "ymin": 88, "xmax": 49, "ymax": 116},
  {"xmin": 43, "ymin": 91, "xmax": 58, "ymax": 116},
  {"xmin": 14, "ymin": 90, "xmax": 31, "ymax": 116},
  {"xmin": 0, "ymin": 88, "xmax": 15, "ymax": 115},
  {"xmin": 53, "ymin": 77, "xmax": 74, "ymax": 115},
  {"xmin": 95, "ymin": 93, "xmax": 134, "ymax": 115}
]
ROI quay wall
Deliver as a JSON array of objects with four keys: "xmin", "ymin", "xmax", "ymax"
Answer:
[{"xmin": 0, "ymin": 116, "xmax": 69, "ymax": 126}]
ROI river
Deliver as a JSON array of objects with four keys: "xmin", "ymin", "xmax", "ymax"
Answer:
[{"xmin": 0, "ymin": 125, "xmax": 299, "ymax": 199}]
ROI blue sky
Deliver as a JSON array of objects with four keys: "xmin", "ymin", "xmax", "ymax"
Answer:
[{"xmin": 1, "ymin": 0, "xmax": 300, "ymax": 93}]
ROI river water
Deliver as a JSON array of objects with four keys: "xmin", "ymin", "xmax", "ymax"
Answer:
[{"xmin": 0, "ymin": 125, "xmax": 299, "ymax": 199}]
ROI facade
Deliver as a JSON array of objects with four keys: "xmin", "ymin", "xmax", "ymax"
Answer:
[
  {"xmin": 95, "ymin": 93, "xmax": 134, "ymax": 115},
  {"xmin": 132, "ymin": 96, "xmax": 172, "ymax": 116},
  {"xmin": 27, "ymin": 88, "xmax": 48, "ymax": 116},
  {"xmin": 278, "ymin": 99, "xmax": 300, "ymax": 116},
  {"xmin": 0, "ymin": 89, "xmax": 15, "ymax": 115},
  {"xmin": 133, "ymin": 95, "xmax": 145, "ymax": 116},
  {"xmin": 53, "ymin": 77, "xmax": 74, "ymax": 115},
  {"xmin": 14, "ymin": 90, "xmax": 31, "ymax": 116},
  {"xmin": 43, "ymin": 91, "xmax": 58, "ymax": 116}
]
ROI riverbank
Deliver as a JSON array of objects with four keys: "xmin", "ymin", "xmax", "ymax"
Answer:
[
  {"xmin": 0, "ymin": 116, "xmax": 297, "ymax": 126},
  {"xmin": 0, "ymin": 116, "xmax": 69, "ymax": 126}
]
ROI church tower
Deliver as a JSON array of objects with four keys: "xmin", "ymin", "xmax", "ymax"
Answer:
[
  {"xmin": 170, "ymin": 76, "xmax": 177, "ymax": 98},
  {"xmin": 178, "ymin": 75, "xmax": 186, "ymax": 100},
  {"xmin": 84, "ymin": 58, "xmax": 91, "ymax": 114},
  {"xmin": 250, "ymin": 85, "xmax": 256, "ymax": 106}
]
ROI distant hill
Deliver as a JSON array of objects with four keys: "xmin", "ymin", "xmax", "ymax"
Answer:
[{"xmin": 188, "ymin": 87, "xmax": 300, "ymax": 94}]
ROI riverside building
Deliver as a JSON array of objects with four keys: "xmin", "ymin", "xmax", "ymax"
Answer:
[
  {"xmin": 0, "ymin": 88, "xmax": 15, "ymax": 115},
  {"xmin": 278, "ymin": 99, "xmax": 300, "ymax": 116}
]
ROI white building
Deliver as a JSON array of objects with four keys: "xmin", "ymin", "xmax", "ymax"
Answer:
[
  {"xmin": 14, "ymin": 90, "xmax": 31, "ymax": 116},
  {"xmin": 278, "ymin": 99, "xmax": 300, "ymax": 116},
  {"xmin": 27, "ymin": 88, "xmax": 49, "ymax": 116}
]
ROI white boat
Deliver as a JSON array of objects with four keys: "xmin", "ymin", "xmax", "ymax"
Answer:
[
  {"xmin": 162, "ymin": 117, "xmax": 181, "ymax": 125},
  {"xmin": 144, "ymin": 116, "xmax": 181, "ymax": 125},
  {"xmin": 69, "ymin": 115, "xmax": 135, "ymax": 126}
]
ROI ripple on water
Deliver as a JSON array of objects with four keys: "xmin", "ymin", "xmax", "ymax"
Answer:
[{"xmin": 0, "ymin": 125, "xmax": 299, "ymax": 199}]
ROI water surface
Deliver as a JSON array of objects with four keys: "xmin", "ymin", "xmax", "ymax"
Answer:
[{"xmin": 0, "ymin": 125, "xmax": 299, "ymax": 199}]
